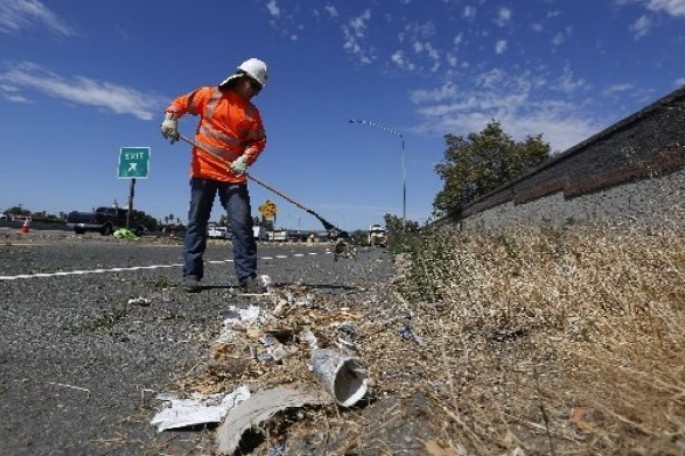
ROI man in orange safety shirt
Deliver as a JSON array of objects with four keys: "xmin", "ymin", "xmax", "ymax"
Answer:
[{"xmin": 160, "ymin": 58, "xmax": 268, "ymax": 293}]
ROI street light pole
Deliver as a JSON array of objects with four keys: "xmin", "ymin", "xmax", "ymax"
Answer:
[{"xmin": 349, "ymin": 119, "xmax": 407, "ymax": 230}]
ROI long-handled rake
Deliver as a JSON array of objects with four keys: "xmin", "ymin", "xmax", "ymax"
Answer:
[{"xmin": 178, "ymin": 134, "xmax": 346, "ymax": 237}]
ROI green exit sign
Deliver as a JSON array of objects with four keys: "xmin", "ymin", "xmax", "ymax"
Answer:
[{"xmin": 118, "ymin": 147, "xmax": 150, "ymax": 179}]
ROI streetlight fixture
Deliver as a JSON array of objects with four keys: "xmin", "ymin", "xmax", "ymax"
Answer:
[{"xmin": 348, "ymin": 119, "xmax": 406, "ymax": 230}]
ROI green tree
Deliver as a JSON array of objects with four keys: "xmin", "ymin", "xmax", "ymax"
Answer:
[
  {"xmin": 383, "ymin": 213, "xmax": 420, "ymax": 252},
  {"xmin": 434, "ymin": 120, "xmax": 550, "ymax": 216},
  {"xmin": 6, "ymin": 206, "xmax": 30, "ymax": 217}
]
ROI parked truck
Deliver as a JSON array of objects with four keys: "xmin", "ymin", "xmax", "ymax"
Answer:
[
  {"xmin": 66, "ymin": 206, "xmax": 146, "ymax": 236},
  {"xmin": 368, "ymin": 224, "xmax": 387, "ymax": 247}
]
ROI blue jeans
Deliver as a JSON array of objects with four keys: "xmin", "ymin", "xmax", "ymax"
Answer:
[{"xmin": 183, "ymin": 178, "xmax": 257, "ymax": 284}]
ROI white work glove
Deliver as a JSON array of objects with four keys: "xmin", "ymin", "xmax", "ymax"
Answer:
[
  {"xmin": 160, "ymin": 113, "xmax": 179, "ymax": 143},
  {"xmin": 230, "ymin": 154, "xmax": 249, "ymax": 176}
]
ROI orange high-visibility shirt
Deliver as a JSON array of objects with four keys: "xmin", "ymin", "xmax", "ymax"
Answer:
[{"xmin": 166, "ymin": 87, "xmax": 266, "ymax": 183}]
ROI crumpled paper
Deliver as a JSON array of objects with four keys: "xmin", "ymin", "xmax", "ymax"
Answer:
[{"xmin": 150, "ymin": 385, "xmax": 251, "ymax": 432}]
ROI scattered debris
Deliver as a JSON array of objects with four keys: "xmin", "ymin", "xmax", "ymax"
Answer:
[
  {"xmin": 332, "ymin": 237, "xmax": 357, "ymax": 261},
  {"xmin": 259, "ymin": 274, "xmax": 274, "ymax": 290},
  {"xmin": 399, "ymin": 324, "xmax": 426, "ymax": 346},
  {"xmin": 218, "ymin": 305, "xmax": 264, "ymax": 343},
  {"xmin": 215, "ymin": 386, "xmax": 333, "ymax": 456},
  {"xmin": 309, "ymin": 348, "xmax": 370, "ymax": 407},
  {"xmin": 335, "ymin": 321, "xmax": 360, "ymax": 354},
  {"xmin": 265, "ymin": 442, "xmax": 286, "ymax": 456},
  {"xmin": 255, "ymin": 332, "xmax": 299, "ymax": 362},
  {"xmin": 487, "ymin": 328, "xmax": 527, "ymax": 342},
  {"xmin": 150, "ymin": 386, "xmax": 251, "ymax": 432},
  {"xmin": 127, "ymin": 296, "xmax": 151, "ymax": 306},
  {"xmin": 47, "ymin": 382, "xmax": 91, "ymax": 397},
  {"xmin": 298, "ymin": 328, "xmax": 319, "ymax": 350}
]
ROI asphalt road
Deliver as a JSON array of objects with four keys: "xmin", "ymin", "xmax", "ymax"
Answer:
[{"xmin": 0, "ymin": 230, "xmax": 393, "ymax": 455}]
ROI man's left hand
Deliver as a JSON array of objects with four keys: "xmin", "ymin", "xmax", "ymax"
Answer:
[{"xmin": 230, "ymin": 155, "xmax": 249, "ymax": 176}]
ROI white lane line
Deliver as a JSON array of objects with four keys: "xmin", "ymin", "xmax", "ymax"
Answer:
[
  {"xmin": 208, "ymin": 259, "xmax": 234, "ymax": 264},
  {"xmin": 0, "ymin": 263, "xmax": 184, "ymax": 281},
  {"xmin": 0, "ymin": 250, "xmax": 325, "ymax": 281}
]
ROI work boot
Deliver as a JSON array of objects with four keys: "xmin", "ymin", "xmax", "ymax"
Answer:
[
  {"xmin": 239, "ymin": 276, "xmax": 267, "ymax": 294},
  {"xmin": 181, "ymin": 276, "xmax": 202, "ymax": 293}
]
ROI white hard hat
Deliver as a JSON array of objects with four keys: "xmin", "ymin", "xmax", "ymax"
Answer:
[
  {"xmin": 238, "ymin": 58, "xmax": 268, "ymax": 86},
  {"xmin": 219, "ymin": 58, "xmax": 268, "ymax": 88}
]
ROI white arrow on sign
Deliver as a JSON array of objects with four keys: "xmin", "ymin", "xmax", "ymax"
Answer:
[{"xmin": 128, "ymin": 163, "xmax": 138, "ymax": 172}]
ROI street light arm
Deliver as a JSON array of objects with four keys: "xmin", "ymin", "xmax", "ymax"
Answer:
[
  {"xmin": 348, "ymin": 118, "xmax": 407, "ymax": 230},
  {"xmin": 349, "ymin": 119, "xmax": 404, "ymax": 139}
]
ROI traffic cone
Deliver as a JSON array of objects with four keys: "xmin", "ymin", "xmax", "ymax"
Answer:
[{"xmin": 20, "ymin": 218, "xmax": 30, "ymax": 233}]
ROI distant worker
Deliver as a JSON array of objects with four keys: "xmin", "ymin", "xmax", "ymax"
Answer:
[{"xmin": 160, "ymin": 58, "xmax": 269, "ymax": 293}]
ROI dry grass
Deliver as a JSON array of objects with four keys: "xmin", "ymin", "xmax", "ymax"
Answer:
[
  {"xmin": 176, "ymin": 218, "xmax": 683, "ymax": 455},
  {"xmin": 392, "ymin": 219, "xmax": 685, "ymax": 455}
]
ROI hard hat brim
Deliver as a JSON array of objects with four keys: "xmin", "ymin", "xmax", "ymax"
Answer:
[{"xmin": 218, "ymin": 73, "xmax": 244, "ymax": 88}]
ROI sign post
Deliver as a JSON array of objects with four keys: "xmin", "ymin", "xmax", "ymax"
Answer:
[{"xmin": 118, "ymin": 147, "xmax": 150, "ymax": 229}]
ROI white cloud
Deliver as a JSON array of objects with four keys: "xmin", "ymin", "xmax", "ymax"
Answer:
[
  {"xmin": 549, "ymin": 26, "xmax": 573, "ymax": 47},
  {"xmin": 495, "ymin": 40, "xmax": 508, "ymax": 54},
  {"xmin": 411, "ymin": 40, "xmax": 441, "ymax": 71},
  {"xmin": 324, "ymin": 5, "xmax": 338, "ymax": 18},
  {"xmin": 616, "ymin": 0, "xmax": 685, "ymax": 16},
  {"xmin": 642, "ymin": 0, "xmax": 685, "ymax": 17},
  {"xmin": 410, "ymin": 70, "xmax": 600, "ymax": 153},
  {"xmin": 494, "ymin": 7, "xmax": 512, "ymax": 26},
  {"xmin": 630, "ymin": 14, "xmax": 653, "ymax": 38},
  {"xmin": 391, "ymin": 50, "xmax": 416, "ymax": 71},
  {"xmin": 0, "ymin": 0, "xmax": 75, "ymax": 36},
  {"xmin": 0, "ymin": 83, "xmax": 31, "ymax": 102},
  {"xmin": 410, "ymin": 82, "xmax": 458, "ymax": 103},
  {"xmin": 266, "ymin": 0, "xmax": 280, "ymax": 17},
  {"xmin": 0, "ymin": 62, "xmax": 165, "ymax": 120},
  {"xmin": 676, "ymin": 77, "xmax": 685, "ymax": 86},
  {"xmin": 602, "ymin": 82, "xmax": 634, "ymax": 96},
  {"xmin": 6, "ymin": 94, "xmax": 30, "ymax": 103},
  {"xmin": 342, "ymin": 9, "xmax": 376, "ymax": 64},
  {"xmin": 476, "ymin": 68, "xmax": 505, "ymax": 89},
  {"xmin": 463, "ymin": 6, "xmax": 477, "ymax": 19},
  {"xmin": 553, "ymin": 66, "xmax": 586, "ymax": 93}
]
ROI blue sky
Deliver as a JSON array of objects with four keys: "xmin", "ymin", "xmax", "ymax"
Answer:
[{"xmin": 1, "ymin": 0, "xmax": 683, "ymax": 231}]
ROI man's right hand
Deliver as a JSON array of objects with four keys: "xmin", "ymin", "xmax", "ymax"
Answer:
[{"xmin": 160, "ymin": 113, "xmax": 179, "ymax": 143}]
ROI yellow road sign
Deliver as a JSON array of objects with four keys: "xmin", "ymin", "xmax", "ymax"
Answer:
[{"xmin": 259, "ymin": 200, "xmax": 277, "ymax": 218}]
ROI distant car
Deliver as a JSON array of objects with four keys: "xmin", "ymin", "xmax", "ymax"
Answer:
[
  {"xmin": 66, "ymin": 206, "xmax": 146, "ymax": 236},
  {"xmin": 0, "ymin": 213, "xmax": 8, "ymax": 220},
  {"xmin": 208, "ymin": 226, "xmax": 230, "ymax": 239}
]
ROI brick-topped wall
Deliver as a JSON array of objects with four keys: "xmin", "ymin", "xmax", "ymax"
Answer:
[{"xmin": 441, "ymin": 85, "xmax": 685, "ymax": 230}]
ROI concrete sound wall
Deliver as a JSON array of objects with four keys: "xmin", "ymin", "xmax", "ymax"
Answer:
[{"xmin": 452, "ymin": 85, "xmax": 685, "ymax": 230}]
